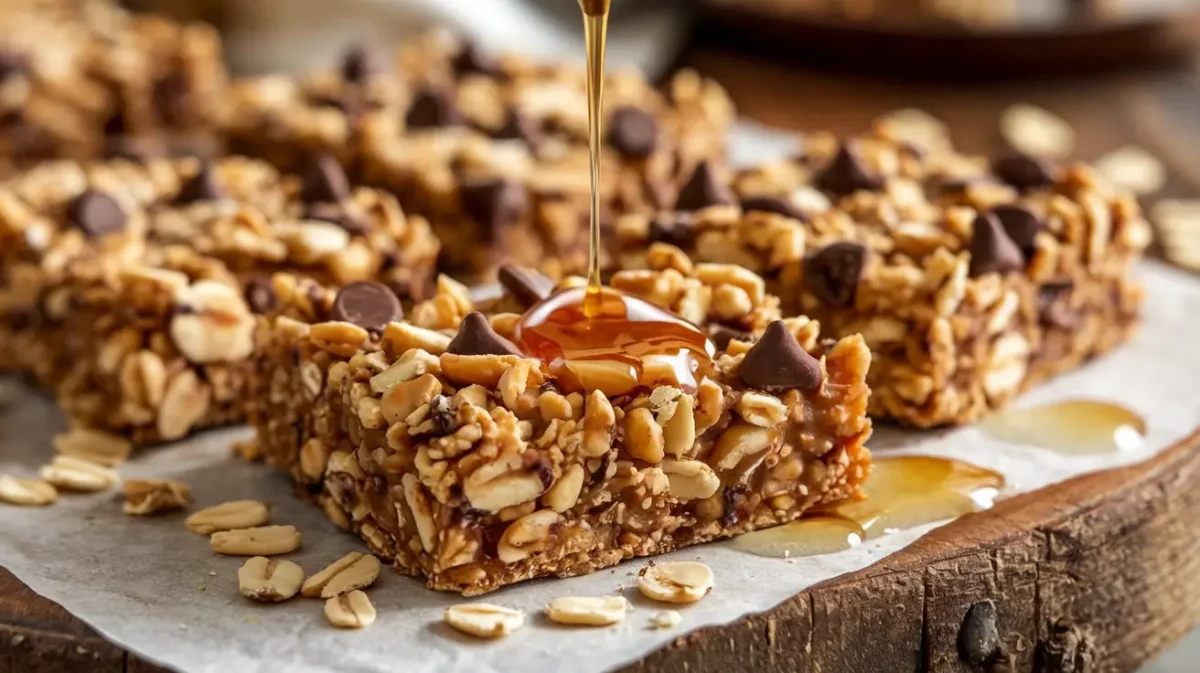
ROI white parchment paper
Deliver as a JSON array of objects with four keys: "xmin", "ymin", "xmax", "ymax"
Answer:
[{"xmin": 1, "ymin": 124, "xmax": 1199, "ymax": 673}]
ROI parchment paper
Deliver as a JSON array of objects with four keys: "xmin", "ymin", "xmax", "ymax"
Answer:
[{"xmin": 1, "ymin": 124, "xmax": 1199, "ymax": 673}]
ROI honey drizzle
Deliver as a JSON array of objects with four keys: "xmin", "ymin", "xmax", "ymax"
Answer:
[
  {"xmin": 580, "ymin": 0, "xmax": 610, "ymax": 317},
  {"xmin": 980, "ymin": 400, "xmax": 1146, "ymax": 455}
]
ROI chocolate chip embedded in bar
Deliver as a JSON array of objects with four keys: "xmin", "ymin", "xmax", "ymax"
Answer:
[
  {"xmin": 252, "ymin": 264, "xmax": 870, "ymax": 594},
  {"xmin": 613, "ymin": 126, "xmax": 1150, "ymax": 427}
]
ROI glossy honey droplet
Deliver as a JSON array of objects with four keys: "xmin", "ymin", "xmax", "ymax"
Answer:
[
  {"xmin": 513, "ymin": 286, "xmax": 714, "ymax": 397},
  {"xmin": 819, "ymin": 456, "xmax": 1006, "ymax": 540},
  {"xmin": 731, "ymin": 515, "xmax": 865, "ymax": 559},
  {"xmin": 980, "ymin": 400, "xmax": 1146, "ymax": 455}
]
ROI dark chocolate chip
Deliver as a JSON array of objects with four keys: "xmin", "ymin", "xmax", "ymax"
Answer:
[
  {"xmin": 989, "ymin": 204, "xmax": 1042, "ymax": 256},
  {"xmin": 741, "ymin": 194, "xmax": 806, "ymax": 221},
  {"xmin": 331, "ymin": 281, "xmax": 403, "ymax": 333},
  {"xmin": 174, "ymin": 162, "xmax": 225, "ymax": 205},
  {"xmin": 814, "ymin": 141, "xmax": 884, "ymax": 196},
  {"xmin": 1038, "ymin": 280, "xmax": 1078, "ymax": 329},
  {"xmin": 243, "ymin": 276, "xmax": 277, "ymax": 315},
  {"xmin": 452, "ymin": 42, "xmax": 502, "ymax": 78},
  {"xmin": 739, "ymin": 321, "xmax": 823, "ymax": 394},
  {"xmin": 708, "ymin": 324, "xmax": 754, "ymax": 351},
  {"xmin": 104, "ymin": 111, "xmax": 128, "ymax": 137},
  {"xmin": 493, "ymin": 109, "xmax": 540, "ymax": 148},
  {"xmin": 0, "ymin": 49, "xmax": 28, "ymax": 82},
  {"xmin": 405, "ymin": 89, "xmax": 464, "ymax": 130},
  {"xmin": 958, "ymin": 600, "xmax": 1002, "ymax": 667},
  {"xmin": 968, "ymin": 212, "xmax": 1025, "ymax": 278},
  {"xmin": 498, "ymin": 264, "xmax": 554, "ymax": 307},
  {"xmin": 721, "ymin": 484, "xmax": 747, "ymax": 527},
  {"xmin": 648, "ymin": 212, "xmax": 696, "ymax": 248},
  {"xmin": 460, "ymin": 178, "xmax": 527, "ymax": 232},
  {"xmin": 804, "ymin": 242, "xmax": 867, "ymax": 309},
  {"xmin": 607, "ymin": 106, "xmax": 659, "ymax": 158},
  {"xmin": 341, "ymin": 43, "xmax": 382, "ymax": 83},
  {"xmin": 300, "ymin": 153, "xmax": 350, "ymax": 204},
  {"xmin": 675, "ymin": 161, "xmax": 735, "ymax": 212},
  {"xmin": 446, "ymin": 312, "xmax": 521, "ymax": 357},
  {"xmin": 68, "ymin": 191, "xmax": 126, "ymax": 237},
  {"xmin": 303, "ymin": 202, "xmax": 365, "ymax": 236},
  {"xmin": 992, "ymin": 152, "xmax": 1056, "ymax": 191},
  {"xmin": 153, "ymin": 70, "xmax": 189, "ymax": 127}
]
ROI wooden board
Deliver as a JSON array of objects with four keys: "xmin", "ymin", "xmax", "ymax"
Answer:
[{"xmin": 4, "ymin": 40, "xmax": 1200, "ymax": 673}]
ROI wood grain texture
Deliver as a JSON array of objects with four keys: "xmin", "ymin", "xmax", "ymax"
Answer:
[{"xmin": 3, "ymin": 44, "xmax": 1200, "ymax": 673}]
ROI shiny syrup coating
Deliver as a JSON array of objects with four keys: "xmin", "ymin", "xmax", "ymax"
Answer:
[{"xmin": 513, "ymin": 286, "xmax": 714, "ymax": 396}]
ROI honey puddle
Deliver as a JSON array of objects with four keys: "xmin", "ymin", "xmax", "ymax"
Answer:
[
  {"xmin": 981, "ymin": 400, "xmax": 1146, "ymax": 455},
  {"xmin": 734, "ymin": 456, "xmax": 1005, "ymax": 558}
]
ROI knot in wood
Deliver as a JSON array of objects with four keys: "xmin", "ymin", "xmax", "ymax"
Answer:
[{"xmin": 958, "ymin": 599, "xmax": 1002, "ymax": 668}]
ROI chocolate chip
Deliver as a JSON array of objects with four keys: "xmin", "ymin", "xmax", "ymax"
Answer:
[
  {"xmin": 814, "ymin": 141, "xmax": 884, "ymax": 196},
  {"xmin": 739, "ymin": 321, "xmax": 823, "ymax": 394},
  {"xmin": 243, "ymin": 276, "xmax": 277, "ymax": 315},
  {"xmin": 68, "ymin": 191, "xmax": 126, "ymax": 237},
  {"xmin": 741, "ymin": 194, "xmax": 805, "ymax": 221},
  {"xmin": 0, "ymin": 49, "xmax": 28, "ymax": 82},
  {"xmin": 340, "ymin": 43, "xmax": 382, "ymax": 83},
  {"xmin": 405, "ymin": 89, "xmax": 464, "ymax": 130},
  {"xmin": 708, "ymin": 324, "xmax": 754, "ymax": 351},
  {"xmin": 992, "ymin": 152, "xmax": 1055, "ymax": 191},
  {"xmin": 498, "ymin": 264, "xmax": 554, "ymax": 307},
  {"xmin": 675, "ymin": 161, "xmax": 735, "ymax": 212},
  {"xmin": 989, "ymin": 204, "xmax": 1042, "ymax": 256},
  {"xmin": 721, "ymin": 484, "xmax": 747, "ymax": 527},
  {"xmin": 1038, "ymin": 280, "xmax": 1077, "ymax": 329},
  {"xmin": 303, "ymin": 202, "xmax": 365, "ymax": 236},
  {"xmin": 447, "ymin": 312, "xmax": 521, "ymax": 357},
  {"xmin": 460, "ymin": 178, "xmax": 527, "ymax": 233},
  {"xmin": 300, "ymin": 153, "xmax": 350, "ymax": 204},
  {"xmin": 174, "ymin": 162, "xmax": 225, "ymax": 205},
  {"xmin": 104, "ymin": 111, "xmax": 128, "ymax": 137},
  {"xmin": 153, "ymin": 70, "xmax": 189, "ymax": 127},
  {"xmin": 968, "ymin": 212, "xmax": 1025, "ymax": 277},
  {"xmin": 428, "ymin": 395, "xmax": 456, "ymax": 434},
  {"xmin": 493, "ymin": 109, "xmax": 540, "ymax": 148},
  {"xmin": 804, "ymin": 242, "xmax": 866, "ymax": 309},
  {"xmin": 607, "ymin": 106, "xmax": 659, "ymax": 158},
  {"xmin": 648, "ymin": 212, "xmax": 695, "ymax": 248},
  {"xmin": 331, "ymin": 281, "xmax": 403, "ymax": 333},
  {"xmin": 452, "ymin": 42, "xmax": 502, "ymax": 78}
]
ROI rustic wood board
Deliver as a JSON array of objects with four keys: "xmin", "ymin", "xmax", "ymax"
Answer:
[{"xmin": 4, "ymin": 42, "xmax": 1200, "ymax": 673}]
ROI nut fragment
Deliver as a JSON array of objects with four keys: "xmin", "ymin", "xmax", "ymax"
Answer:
[
  {"xmin": 169, "ymin": 281, "xmax": 256, "ymax": 364},
  {"xmin": 52, "ymin": 429, "xmax": 132, "ymax": 467},
  {"xmin": 625, "ymin": 407, "xmax": 665, "ymax": 463},
  {"xmin": 637, "ymin": 561, "xmax": 714, "ymax": 604},
  {"xmin": 444, "ymin": 604, "xmax": 525, "ymax": 638},
  {"xmin": 238, "ymin": 556, "xmax": 305, "ymax": 602},
  {"xmin": 157, "ymin": 370, "xmax": 212, "ymax": 441},
  {"xmin": 542, "ymin": 464, "xmax": 584, "ymax": 513},
  {"xmin": 325, "ymin": 590, "xmax": 376, "ymax": 629},
  {"xmin": 649, "ymin": 610, "xmax": 683, "ymax": 629},
  {"xmin": 38, "ymin": 455, "xmax": 118, "ymax": 492},
  {"xmin": 661, "ymin": 459, "xmax": 720, "ymax": 501},
  {"xmin": 1000, "ymin": 103, "xmax": 1075, "ymax": 158},
  {"xmin": 123, "ymin": 479, "xmax": 192, "ymax": 515},
  {"xmin": 0, "ymin": 475, "xmax": 57, "ymax": 506},
  {"xmin": 497, "ymin": 509, "xmax": 558, "ymax": 563},
  {"xmin": 1094, "ymin": 145, "xmax": 1165, "ymax": 195},
  {"xmin": 545, "ymin": 596, "xmax": 628, "ymax": 626},
  {"xmin": 186, "ymin": 500, "xmax": 270, "ymax": 534},
  {"xmin": 211, "ymin": 525, "xmax": 302, "ymax": 556},
  {"xmin": 301, "ymin": 552, "xmax": 381, "ymax": 598}
]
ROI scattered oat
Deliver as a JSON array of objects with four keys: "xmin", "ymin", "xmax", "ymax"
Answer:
[
  {"xmin": 185, "ymin": 500, "xmax": 270, "ymax": 534},
  {"xmin": 1000, "ymin": 104, "xmax": 1075, "ymax": 158},
  {"xmin": 238, "ymin": 557, "xmax": 305, "ymax": 602},
  {"xmin": 52, "ymin": 429, "xmax": 133, "ymax": 467},
  {"xmin": 637, "ymin": 561, "xmax": 714, "ymax": 604},
  {"xmin": 301, "ymin": 552, "xmax": 381, "ymax": 598},
  {"xmin": 325, "ymin": 590, "xmax": 376, "ymax": 629},
  {"xmin": 649, "ymin": 610, "xmax": 682, "ymax": 629},
  {"xmin": 210, "ymin": 525, "xmax": 301, "ymax": 556},
  {"xmin": 123, "ymin": 479, "xmax": 192, "ymax": 515},
  {"xmin": 0, "ymin": 475, "xmax": 58, "ymax": 506},
  {"xmin": 1153, "ymin": 199, "xmax": 1200, "ymax": 271},
  {"xmin": 443, "ymin": 604, "xmax": 525, "ymax": 638},
  {"xmin": 545, "ymin": 596, "xmax": 628, "ymax": 626},
  {"xmin": 38, "ymin": 455, "xmax": 118, "ymax": 492},
  {"xmin": 1095, "ymin": 145, "xmax": 1165, "ymax": 195}
]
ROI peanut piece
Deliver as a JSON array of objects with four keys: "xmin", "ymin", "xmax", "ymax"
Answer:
[
  {"xmin": 238, "ymin": 557, "xmax": 304, "ymax": 602},
  {"xmin": 545, "ymin": 596, "xmax": 628, "ymax": 626},
  {"xmin": 661, "ymin": 459, "xmax": 720, "ymax": 501},
  {"xmin": 38, "ymin": 456, "xmax": 118, "ymax": 492},
  {"xmin": 211, "ymin": 525, "xmax": 302, "ymax": 556},
  {"xmin": 542, "ymin": 464, "xmax": 584, "ymax": 513},
  {"xmin": 649, "ymin": 610, "xmax": 683, "ymax": 629},
  {"xmin": 325, "ymin": 590, "xmax": 376, "ymax": 629},
  {"xmin": 662, "ymin": 393, "xmax": 696, "ymax": 458},
  {"xmin": 497, "ymin": 509, "xmax": 558, "ymax": 563},
  {"xmin": 301, "ymin": 552, "xmax": 381, "ymax": 598},
  {"xmin": 444, "ymin": 604, "xmax": 525, "ymax": 638},
  {"xmin": 0, "ymin": 476, "xmax": 57, "ymax": 506},
  {"xmin": 186, "ymin": 500, "xmax": 270, "ymax": 534},
  {"xmin": 638, "ymin": 561, "xmax": 714, "ymax": 604},
  {"xmin": 52, "ymin": 429, "xmax": 132, "ymax": 467},
  {"xmin": 625, "ymin": 407, "xmax": 665, "ymax": 463},
  {"xmin": 123, "ymin": 479, "xmax": 192, "ymax": 515}
]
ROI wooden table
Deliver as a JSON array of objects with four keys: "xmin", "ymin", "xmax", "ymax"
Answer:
[{"xmin": 4, "ymin": 36, "xmax": 1200, "ymax": 673}]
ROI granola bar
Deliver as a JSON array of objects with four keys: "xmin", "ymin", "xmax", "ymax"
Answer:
[
  {"xmin": 0, "ymin": 154, "xmax": 439, "ymax": 442},
  {"xmin": 0, "ymin": 0, "xmax": 226, "ymax": 175},
  {"xmin": 612, "ymin": 129, "xmax": 1151, "ymax": 426},
  {"xmin": 253, "ymin": 264, "xmax": 871, "ymax": 594},
  {"xmin": 226, "ymin": 31, "xmax": 735, "ymax": 280}
]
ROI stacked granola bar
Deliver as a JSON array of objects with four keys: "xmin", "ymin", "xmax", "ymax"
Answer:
[{"xmin": 252, "ymin": 263, "xmax": 871, "ymax": 593}]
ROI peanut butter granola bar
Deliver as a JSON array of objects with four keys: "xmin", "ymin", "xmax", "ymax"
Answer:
[
  {"xmin": 612, "ymin": 129, "xmax": 1150, "ymax": 427},
  {"xmin": 227, "ymin": 31, "xmax": 735, "ymax": 280},
  {"xmin": 0, "ymin": 0, "xmax": 226, "ymax": 175},
  {"xmin": 0, "ymin": 154, "xmax": 438, "ymax": 442},
  {"xmin": 253, "ymin": 264, "xmax": 871, "ymax": 594}
]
